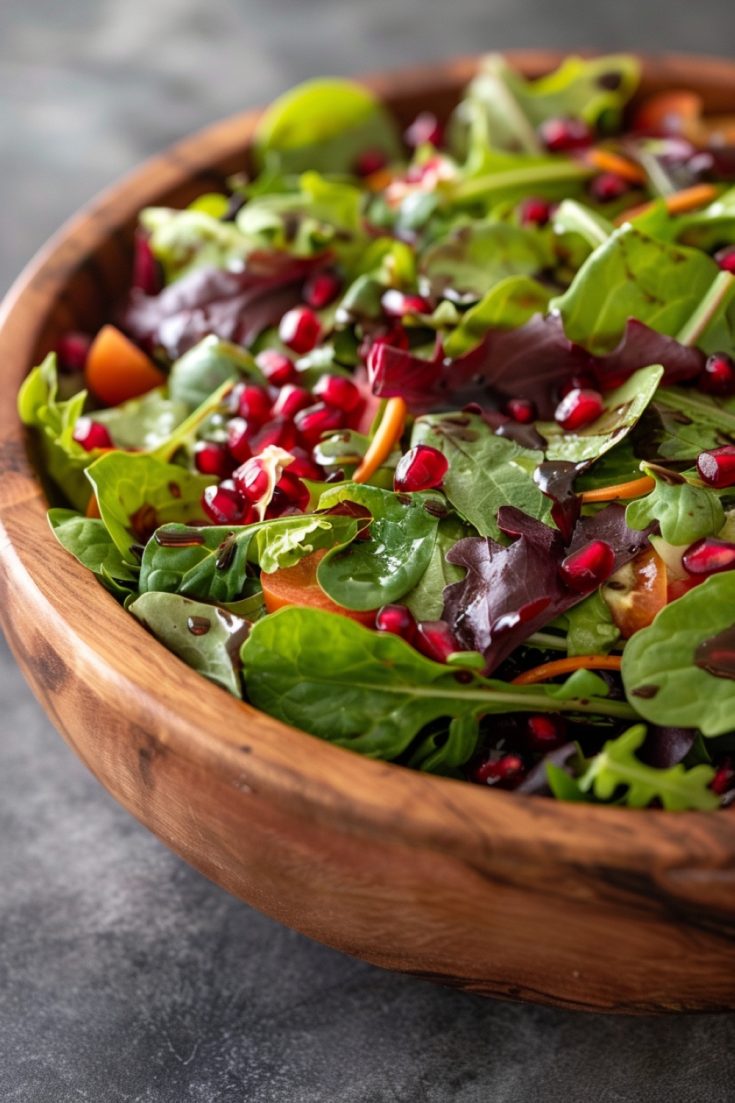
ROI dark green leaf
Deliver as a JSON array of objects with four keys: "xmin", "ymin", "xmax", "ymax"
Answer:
[
  {"xmin": 48, "ymin": 508, "xmax": 138, "ymax": 589},
  {"xmin": 420, "ymin": 220, "xmax": 553, "ymax": 300},
  {"xmin": 168, "ymin": 336, "xmax": 262, "ymax": 411},
  {"xmin": 403, "ymin": 516, "xmax": 471, "ymax": 621}
]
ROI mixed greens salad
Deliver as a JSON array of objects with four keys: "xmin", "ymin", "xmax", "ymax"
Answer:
[{"xmin": 20, "ymin": 54, "xmax": 735, "ymax": 809}]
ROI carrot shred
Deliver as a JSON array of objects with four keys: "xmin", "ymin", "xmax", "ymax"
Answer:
[
  {"xmin": 85, "ymin": 494, "xmax": 101, "ymax": 519},
  {"xmin": 511, "ymin": 655, "xmax": 622, "ymax": 686},
  {"xmin": 586, "ymin": 148, "xmax": 646, "ymax": 185},
  {"xmin": 353, "ymin": 397, "xmax": 408, "ymax": 483},
  {"xmin": 579, "ymin": 475, "xmax": 655, "ymax": 503},
  {"xmin": 614, "ymin": 183, "xmax": 719, "ymax": 226}
]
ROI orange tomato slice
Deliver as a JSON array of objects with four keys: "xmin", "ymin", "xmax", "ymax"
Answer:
[
  {"xmin": 261, "ymin": 549, "xmax": 377, "ymax": 626},
  {"xmin": 85, "ymin": 324, "xmax": 166, "ymax": 407},
  {"xmin": 601, "ymin": 546, "xmax": 667, "ymax": 638}
]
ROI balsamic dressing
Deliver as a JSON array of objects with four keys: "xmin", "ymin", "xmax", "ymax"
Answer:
[{"xmin": 694, "ymin": 625, "xmax": 735, "ymax": 680}]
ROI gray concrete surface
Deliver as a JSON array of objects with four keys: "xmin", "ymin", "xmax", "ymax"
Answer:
[{"xmin": 2, "ymin": 2, "xmax": 735, "ymax": 1099}]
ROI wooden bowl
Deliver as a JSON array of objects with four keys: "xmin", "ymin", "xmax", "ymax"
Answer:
[{"xmin": 2, "ymin": 51, "xmax": 735, "ymax": 1014}]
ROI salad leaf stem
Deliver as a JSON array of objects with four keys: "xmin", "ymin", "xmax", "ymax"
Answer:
[{"xmin": 675, "ymin": 270, "xmax": 735, "ymax": 347}]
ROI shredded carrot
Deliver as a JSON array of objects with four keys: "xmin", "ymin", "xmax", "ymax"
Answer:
[
  {"xmin": 353, "ymin": 397, "xmax": 408, "ymax": 483},
  {"xmin": 586, "ymin": 148, "xmax": 646, "ymax": 185},
  {"xmin": 86, "ymin": 494, "xmax": 101, "ymax": 519},
  {"xmin": 614, "ymin": 183, "xmax": 719, "ymax": 226},
  {"xmin": 511, "ymin": 655, "xmax": 622, "ymax": 686},
  {"xmin": 579, "ymin": 475, "xmax": 655, "ymax": 503}
]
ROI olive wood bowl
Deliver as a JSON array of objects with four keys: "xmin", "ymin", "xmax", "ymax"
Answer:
[{"xmin": 2, "ymin": 51, "xmax": 735, "ymax": 1014}]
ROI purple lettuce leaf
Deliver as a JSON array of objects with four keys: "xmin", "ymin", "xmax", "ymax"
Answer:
[{"xmin": 443, "ymin": 504, "xmax": 653, "ymax": 674}]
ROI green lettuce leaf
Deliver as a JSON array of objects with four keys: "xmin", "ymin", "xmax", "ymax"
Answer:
[
  {"xmin": 443, "ymin": 275, "xmax": 552, "ymax": 357},
  {"xmin": 420, "ymin": 219, "xmax": 553, "ymax": 300},
  {"xmin": 626, "ymin": 463, "xmax": 725, "ymax": 545},
  {"xmin": 403, "ymin": 515, "xmax": 471, "ymax": 622},
  {"xmin": 167, "ymin": 336, "xmax": 263, "ymax": 412},
  {"xmin": 47, "ymin": 508, "xmax": 139, "ymax": 595},
  {"xmin": 94, "ymin": 388, "xmax": 188, "ymax": 451}
]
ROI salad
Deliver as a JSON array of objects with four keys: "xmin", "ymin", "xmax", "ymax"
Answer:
[{"xmin": 19, "ymin": 54, "xmax": 735, "ymax": 810}]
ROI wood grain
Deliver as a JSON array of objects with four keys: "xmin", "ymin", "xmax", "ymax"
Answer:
[{"xmin": 2, "ymin": 52, "xmax": 735, "ymax": 1013}]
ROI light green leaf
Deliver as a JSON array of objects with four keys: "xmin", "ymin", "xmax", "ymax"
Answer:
[
  {"xmin": 168, "ymin": 336, "xmax": 262, "ymax": 411},
  {"xmin": 95, "ymin": 388, "xmax": 188, "ymax": 451},
  {"xmin": 626, "ymin": 463, "xmax": 724, "ymax": 545},
  {"xmin": 141, "ymin": 206, "xmax": 249, "ymax": 282},
  {"xmin": 48, "ymin": 508, "xmax": 138, "ymax": 588},
  {"xmin": 443, "ymin": 275, "xmax": 552, "ymax": 357},
  {"xmin": 420, "ymin": 219, "xmax": 553, "ymax": 300},
  {"xmin": 647, "ymin": 387, "xmax": 735, "ymax": 461},
  {"xmin": 561, "ymin": 592, "xmax": 621, "ymax": 657}
]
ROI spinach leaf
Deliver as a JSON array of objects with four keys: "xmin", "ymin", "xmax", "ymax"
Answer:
[
  {"xmin": 140, "ymin": 514, "xmax": 361, "ymax": 603},
  {"xmin": 316, "ymin": 484, "xmax": 444, "ymax": 611},
  {"xmin": 621, "ymin": 573, "xmax": 735, "ymax": 736},
  {"xmin": 85, "ymin": 453, "xmax": 213, "ymax": 561},
  {"xmin": 128, "ymin": 592, "xmax": 249, "ymax": 697},
  {"xmin": 411, "ymin": 412, "xmax": 549, "ymax": 539},
  {"xmin": 538, "ymin": 364, "xmax": 663, "ymax": 463},
  {"xmin": 420, "ymin": 220, "xmax": 553, "ymax": 300},
  {"xmin": 48, "ymin": 508, "xmax": 139, "ymax": 590},
  {"xmin": 443, "ymin": 275, "xmax": 552, "ymax": 357},
  {"xmin": 626, "ymin": 463, "xmax": 725, "ymax": 545},
  {"xmin": 168, "ymin": 336, "xmax": 262, "ymax": 411},
  {"xmin": 240, "ymin": 607, "xmax": 639, "ymax": 764},
  {"xmin": 95, "ymin": 388, "xmax": 189, "ymax": 451},
  {"xmin": 403, "ymin": 516, "xmax": 471, "ymax": 622}
]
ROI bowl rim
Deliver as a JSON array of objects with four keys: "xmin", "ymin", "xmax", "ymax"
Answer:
[{"xmin": 2, "ymin": 48, "xmax": 735, "ymax": 878}]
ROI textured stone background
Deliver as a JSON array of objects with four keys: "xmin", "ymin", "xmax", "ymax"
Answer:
[{"xmin": 2, "ymin": 2, "xmax": 735, "ymax": 1100}]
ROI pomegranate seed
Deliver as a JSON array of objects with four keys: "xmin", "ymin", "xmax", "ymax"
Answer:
[
  {"xmin": 682, "ymin": 537, "xmax": 735, "ymax": 576},
  {"xmin": 275, "ymin": 471, "xmax": 309, "ymax": 511},
  {"xmin": 518, "ymin": 197, "xmax": 552, "ymax": 226},
  {"xmin": 249, "ymin": 416, "xmax": 298, "ymax": 453},
  {"xmin": 193, "ymin": 440, "xmax": 231, "ymax": 478},
  {"xmin": 700, "ymin": 353, "xmax": 735, "ymax": 397},
  {"xmin": 56, "ymin": 332, "xmax": 92, "ymax": 372},
  {"xmin": 697, "ymin": 445, "xmax": 735, "ymax": 488},
  {"xmin": 313, "ymin": 374, "xmax": 361, "ymax": 413},
  {"xmin": 272, "ymin": 384, "xmax": 312, "ymax": 419},
  {"xmin": 714, "ymin": 246, "xmax": 735, "ymax": 274},
  {"xmin": 394, "ymin": 445, "xmax": 448, "ymax": 493},
  {"xmin": 472, "ymin": 754, "xmax": 525, "ymax": 787},
  {"xmin": 295, "ymin": 403, "xmax": 344, "ymax": 448},
  {"xmin": 132, "ymin": 231, "xmax": 161, "ymax": 295},
  {"xmin": 287, "ymin": 447, "xmax": 324, "ymax": 480},
  {"xmin": 539, "ymin": 117, "xmax": 594, "ymax": 152},
  {"xmin": 589, "ymin": 172, "xmax": 630, "ymax": 203},
  {"xmin": 375, "ymin": 604, "xmax": 417, "ymax": 641},
  {"xmin": 526, "ymin": 714, "xmax": 567, "ymax": 751},
  {"xmin": 554, "ymin": 387, "xmax": 604, "ymax": 431},
  {"xmin": 201, "ymin": 481, "xmax": 248, "ymax": 525},
  {"xmin": 226, "ymin": 417, "xmax": 253, "ymax": 463},
  {"xmin": 232, "ymin": 457, "xmax": 270, "ymax": 503},
  {"xmin": 72, "ymin": 418, "xmax": 113, "ymax": 452},
  {"xmin": 415, "ymin": 620, "xmax": 460, "ymax": 663},
  {"xmin": 236, "ymin": 383, "xmax": 272, "ymax": 425},
  {"xmin": 303, "ymin": 269, "xmax": 342, "ymax": 309},
  {"xmin": 381, "ymin": 289, "xmax": 431, "ymax": 318},
  {"xmin": 256, "ymin": 349, "xmax": 297, "ymax": 387},
  {"xmin": 404, "ymin": 111, "xmax": 443, "ymax": 149},
  {"xmin": 279, "ymin": 306, "xmax": 322, "ymax": 354},
  {"xmin": 559, "ymin": 539, "xmax": 616, "ymax": 592},
  {"xmin": 355, "ymin": 149, "xmax": 387, "ymax": 177},
  {"xmin": 505, "ymin": 398, "xmax": 536, "ymax": 424},
  {"xmin": 712, "ymin": 758, "xmax": 735, "ymax": 796}
]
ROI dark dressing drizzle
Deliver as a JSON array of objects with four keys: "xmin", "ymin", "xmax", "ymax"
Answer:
[{"xmin": 695, "ymin": 625, "xmax": 735, "ymax": 680}]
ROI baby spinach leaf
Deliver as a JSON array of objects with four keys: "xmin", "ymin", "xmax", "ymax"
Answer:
[
  {"xmin": 411, "ymin": 412, "xmax": 549, "ymax": 539},
  {"xmin": 48, "ymin": 508, "xmax": 139, "ymax": 588},
  {"xmin": 626, "ymin": 463, "xmax": 725, "ymax": 545},
  {"xmin": 315, "ymin": 483, "xmax": 444, "ymax": 610},
  {"xmin": 420, "ymin": 220, "xmax": 553, "ymax": 300},
  {"xmin": 168, "ymin": 336, "xmax": 263, "ymax": 411},
  {"xmin": 129, "ymin": 592, "xmax": 249, "ymax": 697},
  {"xmin": 403, "ymin": 516, "xmax": 472, "ymax": 622},
  {"xmin": 579, "ymin": 725, "xmax": 718, "ymax": 810},
  {"xmin": 621, "ymin": 573, "xmax": 735, "ymax": 736},
  {"xmin": 443, "ymin": 275, "xmax": 552, "ymax": 357},
  {"xmin": 95, "ymin": 388, "xmax": 188, "ymax": 451},
  {"xmin": 538, "ymin": 364, "xmax": 664, "ymax": 463}
]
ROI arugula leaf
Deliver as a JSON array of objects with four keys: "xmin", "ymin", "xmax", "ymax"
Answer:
[
  {"xmin": 94, "ymin": 388, "xmax": 188, "ymax": 450},
  {"xmin": 48, "ymin": 508, "xmax": 138, "ymax": 592},
  {"xmin": 85, "ymin": 453, "xmax": 212, "ymax": 561},
  {"xmin": 411, "ymin": 412, "xmax": 549, "ymax": 539},
  {"xmin": 129, "ymin": 592, "xmax": 248, "ymax": 697},
  {"xmin": 621, "ymin": 573, "xmax": 735, "ymax": 736},
  {"xmin": 168, "ymin": 336, "xmax": 262, "ymax": 411},
  {"xmin": 240, "ymin": 606, "xmax": 638, "ymax": 764},
  {"xmin": 538, "ymin": 364, "xmax": 664, "ymax": 463},
  {"xmin": 579, "ymin": 725, "xmax": 718, "ymax": 810},
  {"xmin": 315, "ymin": 483, "xmax": 444, "ymax": 610},
  {"xmin": 419, "ymin": 220, "xmax": 553, "ymax": 301},
  {"xmin": 560, "ymin": 591, "xmax": 621, "ymax": 657},
  {"xmin": 626, "ymin": 463, "xmax": 725, "ymax": 545},
  {"xmin": 139, "ymin": 514, "xmax": 361, "ymax": 603},
  {"xmin": 403, "ymin": 516, "xmax": 471, "ymax": 622},
  {"xmin": 443, "ymin": 275, "xmax": 552, "ymax": 357}
]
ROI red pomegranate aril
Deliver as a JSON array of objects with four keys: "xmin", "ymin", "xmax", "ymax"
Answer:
[
  {"xmin": 554, "ymin": 387, "xmax": 604, "ymax": 431},
  {"xmin": 256, "ymin": 349, "xmax": 297, "ymax": 387},
  {"xmin": 226, "ymin": 417, "xmax": 253, "ymax": 463},
  {"xmin": 72, "ymin": 417, "xmax": 113, "ymax": 452},
  {"xmin": 277, "ymin": 471, "xmax": 310, "ymax": 511},
  {"xmin": 249, "ymin": 416, "xmax": 298, "ymax": 453},
  {"xmin": 394, "ymin": 445, "xmax": 448, "ymax": 493},
  {"xmin": 381, "ymin": 289, "xmax": 431, "ymax": 318},
  {"xmin": 505, "ymin": 398, "xmax": 536, "ymax": 424},
  {"xmin": 272, "ymin": 384, "xmax": 312, "ymax": 419},
  {"xmin": 287, "ymin": 447, "xmax": 324, "ymax": 481},
  {"xmin": 697, "ymin": 445, "xmax": 735, "ymax": 488},
  {"xmin": 472, "ymin": 754, "xmax": 525, "ymax": 787},
  {"xmin": 539, "ymin": 117, "xmax": 594, "ymax": 152},
  {"xmin": 201, "ymin": 482, "xmax": 247, "ymax": 525},
  {"xmin": 518, "ymin": 196, "xmax": 552, "ymax": 226},
  {"xmin": 313, "ymin": 374, "xmax": 361, "ymax": 413},
  {"xmin": 589, "ymin": 172, "xmax": 630, "ymax": 203},
  {"xmin": 712, "ymin": 759, "xmax": 735, "ymax": 796},
  {"xmin": 279, "ymin": 305, "xmax": 322, "ymax": 354},
  {"xmin": 682, "ymin": 537, "xmax": 735, "ymax": 576},
  {"xmin": 131, "ymin": 231, "xmax": 161, "ymax": 295},
  {"xmin": 232, "ymin": 457, "xmax": 270, "ymax": 503},
  {"xmin": 404, "ymin": 111, "xmax": 443, "ymax": 149},
  {"xmin": 526, "ymin": 714, "xmax": 567, "ymax": 751},
  {"xmin": 193, "ymin": 440, "xmax": 231, "ymax": 478},
  {"xmin": 700, "ymin": 353, "xmax": 735, "ymax": 397},
  {"xmin": 559, "ymin": 539, "xmax": 616, "ymax": 593},
  {"xmin": 355, "ymin": 148, "xmax": 387, "ymax": 177},
  {"xmin": 303, "ymin": 269, "xmax": 342, "ymax": 309},
  {"xmin": 375, "ymin": 604, "xmax": 417, "ymax": 641},
  {"xmin": 295, "ymin": 403, "xmax": 344, "ymax": 448},
  {"xmin": 237, "ymin": 383, "xmax": 272, "ymax": 425},
  {"xmin": 56, "ymin": 331, "xmax": 92, "ymax": 372},
  {"xmin": 415, "ymin": 620, "xmax": 461, "ymax": 664},
  {"xmin": 714, "ymin": 246, "xmax": 735, "ymax": 274}
]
